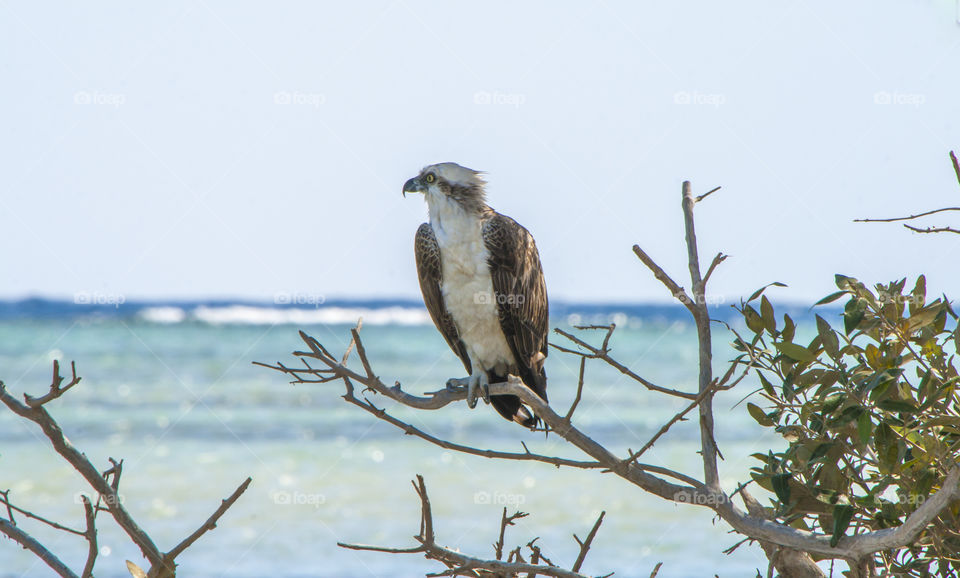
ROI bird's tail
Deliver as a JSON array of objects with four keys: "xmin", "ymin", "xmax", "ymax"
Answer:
[
  {"xmin": 490, "ymin": 395, "xmax": 539, "ymax": 429},
  {"xmin": 489, "ymin": 367, "xmax": 547, "ymax": 429}
]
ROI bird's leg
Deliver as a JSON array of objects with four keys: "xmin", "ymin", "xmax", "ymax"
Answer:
[
  {"xmin": 478, "ymin": 372, "xmax": 491, "ymax": 406},
  {"xmin": 445, "ymin": 372, "xmax": 490, "ymax": 408}
]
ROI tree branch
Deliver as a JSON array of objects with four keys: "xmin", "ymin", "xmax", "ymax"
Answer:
[
  {"xmin": 680, "ymin": 181, "xmax": 721, "ymax": 490},
  {"xmin": 0, "ymin": 364, "xmax": 252, "ymax": 578},
  {"xmin": 338, "ymin": 475, "xmax": 601, "ymax": 578},
  {"xmin": 163, "ymin": 477, "xmax": 252, "ymax": 563},
  {"xmin": 552, "ymin": 326, "xmax": 697, "ymax": 400},
  {"xmin": 0, "ymin": 518, "xmax": 78, "ymax": 578}
]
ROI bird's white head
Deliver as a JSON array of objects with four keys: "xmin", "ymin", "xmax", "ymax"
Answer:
[{"xmin": 402, "ymin": 162, "xmax": 488, "ymax": 215}]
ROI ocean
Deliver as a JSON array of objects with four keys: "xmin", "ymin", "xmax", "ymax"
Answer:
[{"xmin": 0, "ymin": 298, "xmax": 816, "ymax": 577}]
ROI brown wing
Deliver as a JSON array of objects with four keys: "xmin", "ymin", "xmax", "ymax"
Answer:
[
  {"xmin": 482, "ymin": 213, "xmax": 548, "ymax": 401},
  {"xmin": 415, "ymin": 223, "xmax": 472, "ymax": 374}
]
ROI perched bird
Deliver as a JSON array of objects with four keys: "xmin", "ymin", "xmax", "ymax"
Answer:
[{"xmin": 403, "ymin": 162, "xmax": 548, "ymax": 428}]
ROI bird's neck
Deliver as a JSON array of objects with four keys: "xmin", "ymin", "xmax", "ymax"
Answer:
[{"xmin": 426, "ymin": 192, "xmax": 489, "ymax": 235}]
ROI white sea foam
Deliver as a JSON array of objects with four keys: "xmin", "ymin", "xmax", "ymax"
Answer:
[
  {"xmin": 138, "ymin": 307, "xmax": 188, "ymax": 324},
  {"xmin": 179, "ymin": 305, "xmax": 432, "ymax": 326}
]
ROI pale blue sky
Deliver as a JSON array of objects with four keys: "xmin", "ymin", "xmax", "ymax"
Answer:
[{"xmin": 2, "ymin": 1, "xmax": 959, "ymax": 303}]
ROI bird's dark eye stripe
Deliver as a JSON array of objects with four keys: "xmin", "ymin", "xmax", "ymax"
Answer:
[{"xmin": 425, "ymin": 173, "xmax": 436, "ymax": 183}]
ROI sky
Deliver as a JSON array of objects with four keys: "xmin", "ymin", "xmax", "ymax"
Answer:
[{"xmin": 2, "ymin": 1, "xmax": 959, "ymax": 304}]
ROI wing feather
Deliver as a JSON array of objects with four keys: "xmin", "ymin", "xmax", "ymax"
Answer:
[
  {"xmin": 415, "ymin": 223, "xmax": 472, "ymax": 374},
  {"xmin": 482, "ymin": 213, "xmax": 548, "ymax": 401}
]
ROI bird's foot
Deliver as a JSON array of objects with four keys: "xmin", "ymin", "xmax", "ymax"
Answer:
[
  {"xmin": 445, "ymin": 376, "xmax": 469, "ymax": 393},
  {"xmin": 446, "ymin": 374, "xmax": 490, "ymax": 408}
]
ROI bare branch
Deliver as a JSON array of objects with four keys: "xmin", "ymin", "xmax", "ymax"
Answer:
[
  {"xmin": 80, "ymin": 496, "xmax": 97, "ymax": 578},
  {"xmin": 0, "ymin": 492, "xmax": 84, "ymax": 536},
  {"xmin": 680, "ymin": 181, "xmax": 720, "ymax": 490},
  {"xmin": 571, "ymin": 510, "xmax": 604, "ymax": 572},
  {"xmin": 163, "ymin": 477, "xmax": 252, "ymax": 563},
  {"xmin": 632, "ymin": 244, "xmax": 697, "ymax": 316},
  {"xmin": 494, "ymin": 508, "xmax": 528, "ymax": 560},
  {"xmin": 903, "ymin": 223, "xmax": 960, "ymax": 234},
  {"xmin": 24, "ymin": 360, "xmax": 82, "ymax": 408},
  {"xmin": 696, "ymin": 186, "xmax": 721, "ymax": 203},
  {"xmin": 0, "ymin": 518, "xmax": 78, "ymax": 578},
  {"xmin": 0, "ymin": 378, "xmax": 163, "ymax": 567},
  {"xmin": 0, "ymin": 364, "xmax": 252, "ymax": 578},
  {"xmin": 702, "ymin": 252, "xmax": 727, "ymax": 287},
  {"xmin": 622, "ymin": 374, "xmax": 732, "ymax": 464},
  {"xmin": 341, "ymin": 319, "xmax": 362, "ymax": 365},
  {"xmin": 342, "ymin": 388, "xmax": 603, "ymax": 470},
  {"xmin": 563, "ymin": 356, "xmax": 587, "ymax": 422},
  {"xmin": 553, "ymin": 327, "xmax": 697, "ymax": 399},
  {"xmin": 854, "ymin": 206, "xmax": 960, "ymax": 223},
  {"xmin": 855, "ymin": 151, "xmax": 960, "ymax": 235},
  {"xmin": 339, "ymin": 475, "xmax": 598, "ymax": 578}
]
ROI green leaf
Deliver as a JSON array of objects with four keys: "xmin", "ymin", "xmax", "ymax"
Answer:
[
  {"xmin": 776, "ymin": 342, "xmax": 817, "ymax": 363},
  {"xmin": 809, "ymin": 442, "xmax": 834, "ymax": 464},
  {"xmin": 758, "ymin": 372, "xmax": 776, "ymax": 396},
  {"xmin": 771, "ymin": 473, "xmax": 791, "ymax": 505},
  {"xmin": 816, "ymin": 315, "xmax": 840, "ymax": 358},
  {"xmin": 831, "ymin": 504, "xmax": 855, "ymax": 547},
  {"xmin": 835, "ymin": 274, "xmax": 858, "ymax": 290},
  {"xmin": 875, "ymin": 423, "xmax": 899, "ymax": 474},
  {"xmin": 857, "ymin": 412, "xmax": 872, "ymax": 445},
  {"xmin": 843, "ymin": 298, "xmax": 867, "ymax": 335},
  {"xmin": 877, "ymin": 399, "xmax": 917, "ymax": 414},
  {"xmin": 910, "ymin": 275, "xmax": 926, "ymax": 314},
  {"xmin": 832, "ymin": 405, "xmax": 863, "ymax": 426},
  {"xmin": 907, "ymin": 305, "xmax": 942, "ymax": 333},
  {"xmin": 815, "ymin": 291, "xmax": 847, "ymax": 307},
  {"xmin": 748, "ymin": 282, "xmax": 787, "ymax": 303},
  {"xmin": 747, "ymin": 403, "xmax": 774, "ymax": 426},
  {"xmin": 781, "ymin": 314, "xmax": 796, "ymax": 343},
  {"xmin": 821, "ymin": 393, "xmax": 844, "ymax": 414},
  {"xmin": 743, "ymin": 305, "xmax": 764, "ymax": 334},
  {"xmin": 760, "ymin": 296, "xmax": 776, "ymax": 334}
]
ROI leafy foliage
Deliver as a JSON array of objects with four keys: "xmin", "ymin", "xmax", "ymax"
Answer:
[{"xmin": 736, "ymin": 275, "xmax": 960, "ymax": 576}]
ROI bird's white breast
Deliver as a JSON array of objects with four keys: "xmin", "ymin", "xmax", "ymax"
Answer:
[{"xmin": 429, "ymin": 198, "xmax": 513, "ymax": 374}]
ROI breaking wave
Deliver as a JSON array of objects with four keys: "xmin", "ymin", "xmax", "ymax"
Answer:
[{"xmin": 138, "ymin": 305, "xmax": 432, "ymax": 326}]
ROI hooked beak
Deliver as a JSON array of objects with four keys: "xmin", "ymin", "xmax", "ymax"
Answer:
[{"xmin": 402, "ymin": 176, "xmax": 426, "ymax": 197}]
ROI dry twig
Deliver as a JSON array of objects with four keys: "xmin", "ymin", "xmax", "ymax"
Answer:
[{"xmin": 0, "ymin": 364, "xmax": 252, "ymax": 578}]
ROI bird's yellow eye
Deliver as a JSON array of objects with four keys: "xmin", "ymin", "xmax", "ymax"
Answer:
[{"xmin": 425, "ymin": 173, "xmax": 436, "ymax": 184}]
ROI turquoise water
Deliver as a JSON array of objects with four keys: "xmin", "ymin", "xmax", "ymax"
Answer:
[{"xmin": 0, "ymin": 306, "xmax": 792, "ymax": 577}]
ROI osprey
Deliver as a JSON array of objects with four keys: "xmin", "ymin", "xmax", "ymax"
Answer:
[{"xmin": 403, "ymin": 162, "xmax": 548, "ymax": 428}]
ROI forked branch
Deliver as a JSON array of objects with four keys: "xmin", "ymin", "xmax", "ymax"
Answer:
[
  {"xmin": 338, "ymin": 475, "xmax": 606, "ymax": 578},
  {"xmin": 0, "ymin": 363, "xmax": 252, "ymax": 578}
]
